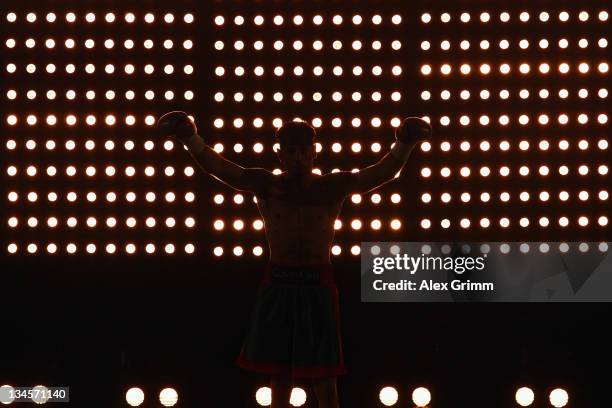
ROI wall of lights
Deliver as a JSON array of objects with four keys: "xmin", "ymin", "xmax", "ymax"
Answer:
[
  {"xmin": 417, "ymin": 7, "xmax": 609, "ymax": 240},
  {"xmin": 2, "ymin": 3, "xmax": 609, "ymax": 261},
  {"xmin": 206, "ymin": 4, "xmax": 411, "ymax": 260},
  {"xmin": 2, "ymin": 6, "xmax": 198, "ymax": 257}
]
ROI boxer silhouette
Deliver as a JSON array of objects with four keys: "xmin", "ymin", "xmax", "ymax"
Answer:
[{"xmin": 157, "ymin": 112, "xmax": 431, "ymax": 407}]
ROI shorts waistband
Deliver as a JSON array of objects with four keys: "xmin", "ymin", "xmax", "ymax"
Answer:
[{"xmin": 263, "ymin": 263, "xmax": 335, "ymax": 286}]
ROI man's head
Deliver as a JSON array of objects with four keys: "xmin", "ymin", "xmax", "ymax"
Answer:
[{"xmin": 275, "ymin": 121, "xmax": 317, "ymax": 175}]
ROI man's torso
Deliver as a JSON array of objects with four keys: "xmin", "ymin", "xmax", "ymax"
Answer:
[{"xmin": 256, "ymin": 175, "xmax": 345, "ymax": 266}]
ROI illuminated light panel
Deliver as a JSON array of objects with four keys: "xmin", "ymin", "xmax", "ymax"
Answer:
[
  {"xmin": 4, "ymin": 8, "xmax": 607, "ymax": 259},
  {"xmin": 4, "ymin": 11, "xmax": 196, "ymax": 256},
  {"xmin": 418, "ymin": 10, "xmax": 609, "ymax": 237},
  {"xmin": 206, "ymin": 11, "xmax": 414, "ymax": 254}
]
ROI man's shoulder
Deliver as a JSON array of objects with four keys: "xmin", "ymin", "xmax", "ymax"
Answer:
[{"xmin": 244, "ymin": 168, "xmax": 281, "ymax": 198}]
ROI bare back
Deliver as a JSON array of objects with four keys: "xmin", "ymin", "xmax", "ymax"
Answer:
[{"xmin": 256, "ymin": 174, "xmax": 345, "ymax": 266}]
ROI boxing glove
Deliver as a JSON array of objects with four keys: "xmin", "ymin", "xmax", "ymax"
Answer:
[
  {"xmin": 157, "ymin": 111, "xmax": 197, "ymax": 142},
  {"xmin": 395, "ymin": 117, "xmax": 432, "ymax": 145}
]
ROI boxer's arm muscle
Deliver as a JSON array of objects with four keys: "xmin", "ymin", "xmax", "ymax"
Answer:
[
  {"xmin": 321, "ymin": 141, "xmax": 417, "ymax": 197},
  {"xmin": 187, "ymin": 145, "xmax": 272, "ymax": 194}
]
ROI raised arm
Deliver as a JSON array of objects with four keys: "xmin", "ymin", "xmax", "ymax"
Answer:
[
  {"xmin": 157, "ymin": 111, "xmax": 273, "ymax": 194},
  {"xmin": 323, "ymin": 117, "xmax": 432, "ymax": 196}
]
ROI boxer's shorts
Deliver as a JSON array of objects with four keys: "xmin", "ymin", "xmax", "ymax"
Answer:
[{"xmin": 236, "ymin": 264, "xmax": 347, "ymax": 379}]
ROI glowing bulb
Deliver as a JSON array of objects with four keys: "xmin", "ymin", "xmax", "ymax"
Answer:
[
  {"xmin": 379, "ymin": 386, "xmax": 398, "ymax": 406},
  {"xmin": 412, "ymin": 387, "xmax": 431, "ymax": 407},
  {"xmin": 549, "ymin": 388, "xmax": 569, "ymax": 408},
  {"xmin": 159, "ymin": 388, "xmax": 178, "ymax": 407},
  {"xmin": 126, "ymin": 388, "xmax": 144, "ymax": 407},
  {"xmin": 516, "ymin": 387, "xmax": 535, "ymax": 407}
]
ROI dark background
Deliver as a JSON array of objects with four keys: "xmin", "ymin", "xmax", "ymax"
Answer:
[{"xmin": 3, "ymin": 259, "xmax": 611, "ymax": 406}]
